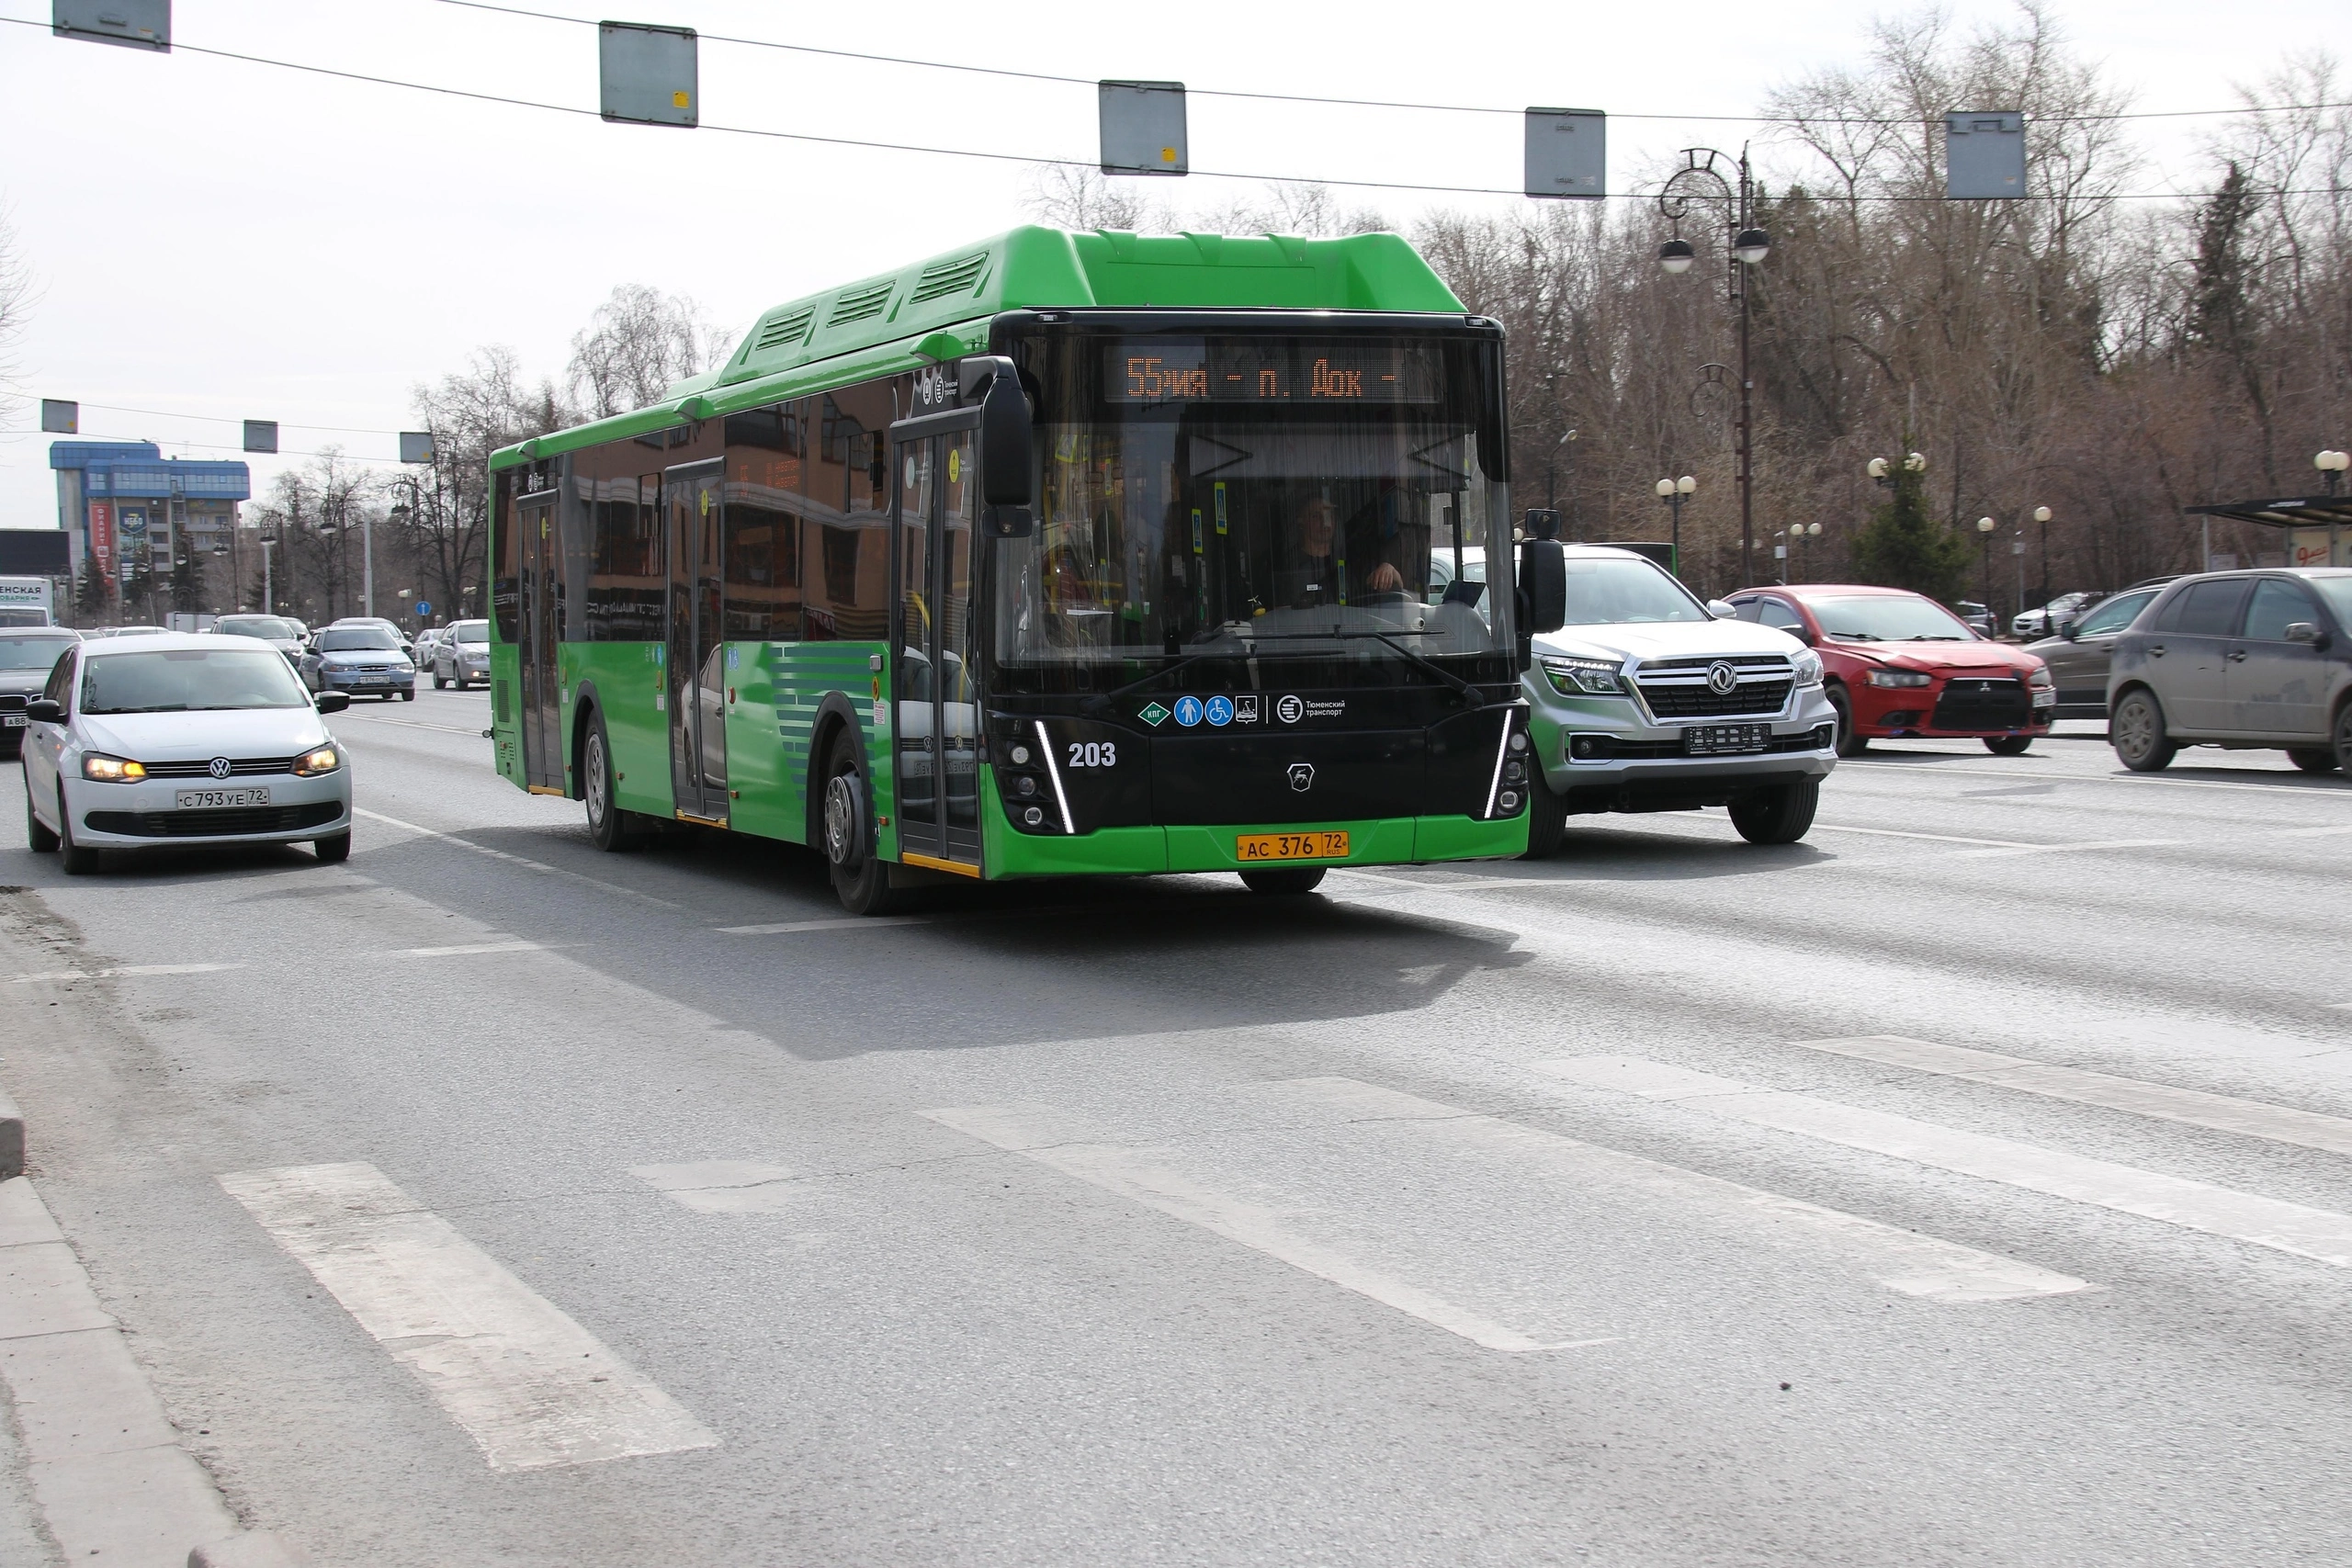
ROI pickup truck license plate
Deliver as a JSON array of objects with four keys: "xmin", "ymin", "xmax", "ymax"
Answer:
[
  {"xmin": 1236, "ymin": 830, "xmax": 1350, "ymax": 863},
  {"xmin": 175, "ymin": 787, "xmax": 270, "ymax": 809},
  {"xmin": 1683, "ymin": 724, "xmax": 1771, "ymax": 756}
]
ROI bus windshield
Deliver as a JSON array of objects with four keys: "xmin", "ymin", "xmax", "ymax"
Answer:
[{"xmin": 994, "ymin": 331, "xmax": 1511, "ymax": 683}]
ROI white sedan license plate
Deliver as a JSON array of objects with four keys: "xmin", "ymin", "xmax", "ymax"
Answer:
[
  {"xmin": 175, "ymin": 787, "xmax": 270, "ymax": 809},
  {"xmin": 1683, "ymin": 723, "xmax": 1771, "ymax": 756}
]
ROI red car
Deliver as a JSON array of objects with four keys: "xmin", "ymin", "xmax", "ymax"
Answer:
[{"xmin": 1725, "ymin": 584, "xmax": 2054, "ymax": 756}]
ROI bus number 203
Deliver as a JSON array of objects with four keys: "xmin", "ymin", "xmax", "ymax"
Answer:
[{"xmin": 1068, "ymin": 741, "xmax": 1117, "ymax": 769}]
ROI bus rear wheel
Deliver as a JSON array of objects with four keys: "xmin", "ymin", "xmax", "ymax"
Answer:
[
  {"xmin": 823, "ymin": 728, "xmax": 905, "ymax": 916},
  {"xmin": 1240, "ymin": 867, "xmax": 1327, "ymax": 896}
]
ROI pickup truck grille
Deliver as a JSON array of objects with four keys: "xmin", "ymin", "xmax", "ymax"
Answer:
[{"xmin": 1633, "ymin": 656, "xmax": 1794, "ymax": 719}]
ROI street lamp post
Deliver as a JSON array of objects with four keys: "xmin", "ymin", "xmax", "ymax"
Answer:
[
  {"xmin": 2033, "ymin": 504, "xmax": 2052, "ymax": 606},
  {"xmin": 1655, "ymin": 475, "xmax": 1696, "ymax": 579},
  {"xmin": 1658, "ymin": 145, "xmax": 1770, "ymax": 587},
  {"xmin": 1976, "ymin": 515, "xmax": 1996, "ymax": 615}
]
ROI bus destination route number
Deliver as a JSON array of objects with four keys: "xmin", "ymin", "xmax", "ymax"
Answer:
[
  {"xmin": 1105, "ymin": 339, "xmax": 1438, "ymax": 405},
  {"xmin": 1235, "ymin": 830, "xmax": 1350, "ymax": 863}
]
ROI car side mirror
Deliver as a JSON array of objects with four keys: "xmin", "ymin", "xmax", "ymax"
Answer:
[
  {"xmin": 315, "ymin": 691, "xmax": 351, "ymax": 714},
  {"xmin": 1778, "ymin": 622, "xmax": 1813, "ymax": 645},
  {"xmin": 2285, "ymin": 621, "xmax": 2321, "ymax": 645},
  {"xmin": 1707, "ymin": 599, "xmax": 1738, "ymax": 620},
  {"xmin": 1518, "ymin": 539, "xmax": 1566, "ymax": 634},
  {"xmin": 24, "ymin": 698, "xmax": 62, "ymax": 723},
  {"xmin": 2059, "ymin": 618, "xmax": 2081, "ymax": 641}
]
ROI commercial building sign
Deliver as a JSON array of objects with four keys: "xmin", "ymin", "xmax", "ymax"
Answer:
[{"xmin": 89, "ymin": 501, "xmax": 115, "ymax": 565}]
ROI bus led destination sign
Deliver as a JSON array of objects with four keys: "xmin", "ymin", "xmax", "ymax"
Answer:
[{"xmin": 1105, "ymin": 338, "xmax": 1439, "ymax": 405}]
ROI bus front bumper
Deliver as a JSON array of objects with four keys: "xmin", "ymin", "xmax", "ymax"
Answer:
[{"xmin": 975, "ymin": 811, "xmax": 1527, "ymax": 878}]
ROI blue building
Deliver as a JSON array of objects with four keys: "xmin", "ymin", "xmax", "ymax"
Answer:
[{"xmin": 50, "ymin": 441, "xmax": 252, "ymax": 585}]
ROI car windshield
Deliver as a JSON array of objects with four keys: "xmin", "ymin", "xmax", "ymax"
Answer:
[
  {"xmin": 319, "ymin": 627, "xmax": 402, "ymax": 651},
  {"xmin": 451, "ymin": 620, "xmax": 488, "ymax": 645},
  {"xmin": 2309, "ymin": 575, "xmax": 2352, "ymax": 628},
  {"xmin": 1559, "ymin": 555, "xmax": 1710, "ymax": 625},
  {"xmin": 80, "ymin": 648, "xmax": 313, "ymax": 713},
  {"xmin": 2072, "ymin": 589, "xmax": 2155, "ymax": 637},
  {"xmin": 218, "ymin": 616, "xmax": 299, "ymax": 639},
  {"xmin": 0, "ymin": 636, "xmax": 75, "ymax": 672},
  {"xmin": 1807, "ymin": 594, "xmax": 1976, "ymax": 641},
  {"xmin": 991, "ymin": 330, "xmax": 1512, "ymax": 690}
]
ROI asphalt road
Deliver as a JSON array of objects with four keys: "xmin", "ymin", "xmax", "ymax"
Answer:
[{"xmin": 3, "ymin": 693, "xmax": 2349, "ymax": 1567}]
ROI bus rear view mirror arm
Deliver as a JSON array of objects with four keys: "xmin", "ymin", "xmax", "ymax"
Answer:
[{"xmin": 1519, "ymin": 539, "xmax": 1567, "ymax": 634}]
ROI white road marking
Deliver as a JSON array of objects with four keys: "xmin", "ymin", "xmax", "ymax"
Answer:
[
  {"xmin": 402, "ymin": 939, "xmax": 559, "ymax": 958},
  {"xmin": 714, "ymin": 916, "xmax": 932, "ymax": 935},
  {"xmin": 1796, "ymin": 1036, "xmax": 2352, "ymax": 1157},
  {"xmin": 354, "ymin": 807, "xmax": 683, "ymax": 910},
  {"xmin": 8, "ymin": 963, "xmax": 243, "ymax": 984},
  {"xmin": 1843, "ymin": 759, "xmax": 2350, "ymax": 798},
  {"xmin": 629, "ymin": 1160, "xmax": 798, "ymax": 1213},
  {"xmin": 1538, "ymin": 1055, "xmax": 2352, "ymax": 1270},
  {"xmin": 925, "ymin": 1100, "xmax": 1607, "ymax": 1353},
  {"xmin": 219, "ymin": 1162, "xmax": 718, "ymax": 1472},
  {"xmin": 1950, "ymin": 837, "xmax": 2184, "ymax": 859},
  {"xmin": 1812, "ymin": 823, "xmax": 2040, "ymax": 849},
  {"xmin": 338, "ymin": 713, "xmax": 492, "ymax": 737}
]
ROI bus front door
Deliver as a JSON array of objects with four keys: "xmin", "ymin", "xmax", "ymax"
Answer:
[
  {"xmin": 889, "ymin": 417, "xmax": 979, "ymax": 869},
  {"xmin": 517, "ymin": 493, "xmax": 563, "ymax": 791},
  {"xmin": 662, "ymin": 459, "xmax": 729, "ymax": 824}
]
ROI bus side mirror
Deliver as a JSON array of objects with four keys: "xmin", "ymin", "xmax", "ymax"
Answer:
[
  {"xmin": 1519, "ymin": 539, "xmax": 1566, "ymax": 634},
  {"xmin": 979, "ymin": 362, "xmax": 1034, "ymax": 510}
]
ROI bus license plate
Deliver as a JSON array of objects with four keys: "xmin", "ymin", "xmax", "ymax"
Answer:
[
  {"xmin": 175, "ymin": 787, "xmax": 270, "ymax": 809},
  {"xmin": 1683, "ymin": 724, "xmax": 1770, "ymax": 756},
  {"xmin": 1236, "ymin": 830, "xmax": 1349, "ymax": 863}
]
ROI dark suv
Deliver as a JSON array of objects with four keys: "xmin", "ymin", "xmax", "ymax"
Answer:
[{"xmin": 2108, "ymin": 569, "xmax": 2352, "ymax": 773}]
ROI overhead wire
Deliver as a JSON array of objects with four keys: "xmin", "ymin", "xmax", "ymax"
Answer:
[
  {"xmin": 2, "ymin": 17, "xmax": 2341, "ymax": 203},
  {"xmin": 428, "ymin": 0, "xmax": 2352, "ymax": 126}
]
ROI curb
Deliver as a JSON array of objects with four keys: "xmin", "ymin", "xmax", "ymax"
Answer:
[
  {"xmin": 190, "ymin": 1530, "xmax": 314, "ymax": 1567},
  {"xmin": 0, "ymin": 1087, "xmax": 18, "ymax": 1181}
]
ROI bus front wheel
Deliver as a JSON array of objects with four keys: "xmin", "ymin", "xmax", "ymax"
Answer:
[{"xmin": 823, "ymin": 728, "xmax": 905, "ymax": 916}]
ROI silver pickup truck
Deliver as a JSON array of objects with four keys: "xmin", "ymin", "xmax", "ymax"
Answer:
[{"xmin": 1521, "ymin": 547, "xmax": 1838, "ymax": 854}]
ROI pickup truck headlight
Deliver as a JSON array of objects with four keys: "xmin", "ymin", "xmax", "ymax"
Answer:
[
  {"xmin": 82, "ymin": 753, "xmax": 146, "ymax": 782},
  {"xmin": 1541, "ymin": 656, "xmax": 1626, "ymax": 696},
  {"xmin": 1866, "ymin": 668, "xmax": 1934, "ymax": 688},
  {"xmin": 1792, "ymin": 649, "xmax": 1824, "ymax": 687}
]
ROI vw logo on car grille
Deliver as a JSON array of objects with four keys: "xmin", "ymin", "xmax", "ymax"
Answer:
[
  {"xmin": 1706, "ymin": 661, "xmax": 1739, "ymax": 695},
  {"xmin": 1287, "ymin": 762, "xmax": 1315, "ymax": 792},
  {"xmin": 207, "ymin": 757, "xmax": 232, "ymax": 779}
]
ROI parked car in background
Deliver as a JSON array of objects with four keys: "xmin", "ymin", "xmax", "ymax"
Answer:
[
  {"xmin": 1521, "ymin": 547, "xmax": 1836, "ymax": 852},
  {"xmin": 1955, "ymin": 600, "xmax": 1996, "ymax": 637},
  {"xmin": 2013, "ymin": 592, "xmax": 2098, "ymax": 639},
  {"xmin": 1, "ymin": 627, "xmax": 81, "ymax": 760},
  {"xmin": 299, "ymin": 625, "xmax": 416, "ymax": 701},
  {"xmin": 2022, "ymin": 584, "xmax": 2165, "ymax": 717},
  {"xmin": 88, "ymin": 626, "xmax": 170, "ymax": 638},
  {"xmin": 2108, "ymin": 569, "xmax": 2352, "ymax": 773},
  {"xmin": 413, "ymin": 626, "xmax": 447, "ymax": 667},
  {"xmin": 209, "ymin": 614, "xmax": 307, "ymax": 661},
  {"xmin": 430, "ymin": 619, "xmax": 491, "ymax": 690},
  {"xmin": 19, "ymin": 632, "xmax": 354, "ymax": 872},
  {"xmin": 1728, "ymin": 584, "xmax": 2055, "ymax": 755}
]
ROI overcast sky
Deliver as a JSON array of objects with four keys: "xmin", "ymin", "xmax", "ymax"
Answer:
[{"xmin": 0, "ymin": 0, "xmax": 2335, "ymax": 530}]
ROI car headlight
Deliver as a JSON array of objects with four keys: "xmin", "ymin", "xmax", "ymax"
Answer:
[
  {"xmin": 291, "ymin": 745, "xmax": 341, "ymax": 776},
  {"xmin": 395, "ymin": 660, "xmax": 415, "ymax": 672},
  {"xmin": 1792, "ymin": 649, "xmax": 1824, "ymax": 687},
  {"xmin": 2027, "ymin": 664, "xmax": 2053, "ymax": 687},
  {"xmin": 1867, "ymin": 668, "xmax": 1934, "ymax": 688},
  {"xmin": 83, "ymin": 753, "xmax": 146, "ymax": 782},
  {"xmin": 1540, "ymin": 656, "xmax": 1626, "ymax": 696}
]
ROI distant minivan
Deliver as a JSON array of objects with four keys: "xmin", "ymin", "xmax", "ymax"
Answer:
[{"xmin": 2107, "ymin": 568, "xmax": 2352, "ymax": 773}]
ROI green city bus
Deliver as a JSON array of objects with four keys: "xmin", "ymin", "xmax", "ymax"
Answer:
[{"xmin": 487, "ymin": 225, "xmax": 1562, "ymax": 913}]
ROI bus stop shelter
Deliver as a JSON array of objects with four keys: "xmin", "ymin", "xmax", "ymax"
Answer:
[{"xmin": 2183, "ymin": 493, "xmax": 2352, "ymax": 570}]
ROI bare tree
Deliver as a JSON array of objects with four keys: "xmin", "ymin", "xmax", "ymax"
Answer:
[
  {"xmin": 1021, "ymin": 164, "xmax": 1173, "ymax": 231},
  {"xmin": 404, "ymin": 347, "xmax": 571, "ymax": 622},
  {"xmin": 566, "ymin": 285, "xmax": 726, "ymax": 420},
  {"xmin": 0, "ymin": 205, "xmax": 32, "ymax": 439}
]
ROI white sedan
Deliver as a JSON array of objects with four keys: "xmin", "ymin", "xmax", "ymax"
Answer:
[{"xmin": 20, "ymin": 632, "xmax": 355, "ymax": 874}]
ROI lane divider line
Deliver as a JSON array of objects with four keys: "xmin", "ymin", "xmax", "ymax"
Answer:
[
  {"xmin": 713, "ymin": 916, "xmax": 932, "ymax": 934},
  {"xmin": 353, "ymin": 807, "xmax": 683, "ymax": 910},
  {"xmin": 336, "ymin": 713, "xmax": 492, "ymax": 737},
  {"xmin": 402, "ymin": 940, "xmax": 561, "ymax": 958},
  {"xmin": 9, "ymin": 963, "xmax": 243, "ymax": 984},
  {"xmin": 219, "ymin": 1161, "xmax": 718, "ymax": 1472},
  {"xmin": 1795, "ymin": 1035, "xmax": 2352, "ymax": 1157},
  {"xmin": 1537, "ymin": 1055, "xmax": 2352, "ymax": 1270}
]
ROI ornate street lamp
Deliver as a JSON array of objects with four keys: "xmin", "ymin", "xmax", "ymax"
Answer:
[
  {"xmin": 1655, "ymin": 474, "xmax": 1696, "ymax": 578},
  {"xmin": 2316, "ymin": 448, "xmax": 2350, "ymax": 497},
  {"xmin": 1658, "ymin": 147, "xmax": 1770, "ymax": 585}
]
